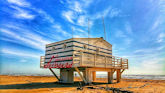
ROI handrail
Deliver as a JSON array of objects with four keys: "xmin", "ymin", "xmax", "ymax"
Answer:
[{"xmin": 73, "ymin": 50, "xmax": 128, "ymax": 69}]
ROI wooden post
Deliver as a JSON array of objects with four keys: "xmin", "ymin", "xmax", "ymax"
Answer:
[
  {"xmin": 105, "ymin": 56, "xmax": 107, "ymax": 67},
  {"xmin": 108, "ymin": 70, "xmax": 113, "ymax": 84},
  {"xmin": 82, "ymin": 70, "xmax": 87, "ymax": 80},
  {"xmin": 85, "ymin": 68, "xmax": 92, "ymax": 84},
  {"xmin": 92, "ymin": 71, "xmax": 96, "ymax": 82},
  {"xmin": 116, "ymin": 69, "xmax": 121, "ymax": 83}
]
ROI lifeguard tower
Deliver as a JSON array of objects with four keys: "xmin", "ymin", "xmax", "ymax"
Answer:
[{"xmin": 40, "ymin": 37, "xmax": 128, "ymax": 84}]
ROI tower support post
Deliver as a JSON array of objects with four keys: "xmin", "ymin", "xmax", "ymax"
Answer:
[
  {"xmin": 116, "ymin": 69, "xmax": 121, "ymax": 83},
  {"xmin": 108, "ymin": 70, "xmax": 113, "ymax": 83},
  {"xmin": 92, "ymin": 71, "xmax": 96, "ymax": 82}
]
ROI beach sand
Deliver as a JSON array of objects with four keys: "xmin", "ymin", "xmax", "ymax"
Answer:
[{"xmin": 0, "ymin": 75, "xmax": 165, "ymax": 93}]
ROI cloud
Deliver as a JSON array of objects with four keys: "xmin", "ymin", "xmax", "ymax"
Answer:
[
  {"xmin": 133, "ymin": 46, "xmax": 164, "ymax": 54},
  {"xmin": 77, "ymin": 16, "xmax": 87, "ymax": 26},
  {"xmin": 69, "ymin": 1, "xmax": 83, "ymax": 13},
  {"xmin": 95, "ymin": 7, "xmax": 121, "ymax": 19},
  {"xmin": 138, "ymin": 58, "xmax": 164, "ymax": 75},
  {"xmin": 157, "ymin": 33, "xmax": 165, "ymax": 43},
  {"xmin": 0, "ymin": 28, "xmax": 51, "ymax": 50},
  {"xmin": 7, "ymin": 0, "xmax": 30, "ymax": 7},
  {"xmin": 37, "ymin": 9, "xmax": 55, "ymax": 23},
  {"xmin": 10, "ymin": 6, "xmax": 35, "ymax": 19},
  {"xmin": 109, "ymin": 8, "xmax": 121, "ymax": 18},
  {"xmin": 62, "ymin": 11, "xmax": 75, "ymax": 24},
  {"xmin": 95, "ymin": 7, "xmax": 111, "ymax": 19},
  {"xmin": 72, "ymin": 26, "xmax": 85, "ymax": 33},
  {"xmin": 7, "ymin": 0, "xmax": 54, "ymax": 22},
  {"xmin": 151, "ymin": 17, "xmax": 163, "ymax": 31},
  {"xmin": 1, "ymin": 48, "xmax": 39, "ymax": 58},
  {"xmin": 53, "ymin": 24, "xmax": 72, "ymax": 37},
  {"xmin": 61, "ymin": 0, "xmax": 92, "ymax": 27}
]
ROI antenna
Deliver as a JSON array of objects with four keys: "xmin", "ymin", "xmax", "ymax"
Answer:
[
  {"xmin": 102, "ymin": 16, "xmax": 106, "ymax": 40},
  {"xmin": 88, "ymin": 18, "xmax": 90, "ymax": 46}
]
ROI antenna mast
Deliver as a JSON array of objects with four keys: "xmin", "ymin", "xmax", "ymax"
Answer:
[
  {"xmin": 88, "ymin": 18, "xmax": 90, "ymax": 46},
  {"xmin": 102, "ymin": 16, "xmax": 106, "ymax": 40}
]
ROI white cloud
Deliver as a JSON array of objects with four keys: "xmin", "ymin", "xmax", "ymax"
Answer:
[
  {"xmin": 62, "ymin": 11, "xmax": 75, "ymax": 24},
  {"xmin": 10, "ymin": 6, "xmax": 35, "ymax": 19},
  {"xmin": 7, "ymin": 0, "xmax": 30, "ymax": 7},
  {"xmin": 133, "ymin": 46, "xmax": 164, "ymax": 54},
  {"xmin": 37, "ymin": 9, "xmax": 54, "ymax": 23},
  {"xmin": 0, "ymin": 28, "xmax": 51, "ymax": 50},
  {"xmin": 77, "ymin": 16, "xmax": 87, "ymax": 26},
  {"xmin": 61, "ymin": 0, "xmax": 93, "ymax": 27},
  {"xmin": 138, "ymin": 58, "xmax": 164, "ymax": 74},
  {"xmin": 72, "ymin": 26, "xmax": 85, "ymax": 33},
  {"xmin": 69, "ymin": 1, "xmax": 83, "ymax": 13},
  {"xmin": 53, "ymin": 24, "xmax": 72, "ymax": 37},
  {"xmin": 95, "ymin": 7, "xmax": 121, "ymax": 19},
  {"xmin": 95, "ymin": 7, "xmax": 111, "ymax": 19},
  {"xmin": 157, "ymin": 33, "xmax": 165, "ymax": 43},
  {"xmin": 151, "ymin": 17, "xmax": 163, "ymax": 31},
  {"xmin": 109, "ymin": 8, "xmax": 121, "ymax": 18},
  {"xmin": 1, "ymin": 48, "xmax": 39, "ymax": 58}
]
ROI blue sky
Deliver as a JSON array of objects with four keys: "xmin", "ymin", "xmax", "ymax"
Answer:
[{"xmin": 0, "ymin": 0, "xmax": 165, "ymax": 75}]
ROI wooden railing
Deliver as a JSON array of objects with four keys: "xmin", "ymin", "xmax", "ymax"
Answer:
[
  {"xmin": 73, "ymin": 50, "xmax": 128, "ymax": 69},
  {"xmin": 40, "ymin": 56, "xmax": 45, "ymax": 68}
]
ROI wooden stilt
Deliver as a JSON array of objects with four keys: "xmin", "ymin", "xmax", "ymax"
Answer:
[
  {"xmin": 92, "ymin": 71, "xmax": 96, "ymax": 82},
  {"xmin": 108, "ymin": 71, "xmax": 113, "ymax": 83},
  {"xmin": 49, "ymin": 68, "xmax": 60, "ymax": 81},
  {"xmin": 116, "ymin": 69, "xmax": 121, "ymax": 83},
  {"xmin": 82, "ymin": 71, "xmax": 86, "ymax": 79}
]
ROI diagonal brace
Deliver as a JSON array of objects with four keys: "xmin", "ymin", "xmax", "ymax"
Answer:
[
  {"xmin": 75, "ymin": 67, "xmax": 87, "ymax": 84},
  {"xmin": 49, "ymin": 68, "xmax": 60, "ymax": 81}
]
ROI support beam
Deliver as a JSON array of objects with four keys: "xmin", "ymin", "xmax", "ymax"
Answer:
[
  {"xmin": 92, "ymin": 71, "xmax": 96, "ymax": 82},
  {"xmin": 108, "ymin": 71, "xmax": 113, "ymax": 84},
  {"xmin": 121, "ymin": 69, "xmax": 125, "ymax": 73},
  {"xmin": 82, "ymin": 71, "xmax": 86, "ymax": 79},
  {"xmin": 49, "ymin": 68, "xmax": 60, "ymax": 81},
  {"xmin": 75, "ymin": 67, "xmax": 87, "ymax": 84},
  {"xmin": 116, "ymin": 69, "xmax": 121, "ymax": 83}
]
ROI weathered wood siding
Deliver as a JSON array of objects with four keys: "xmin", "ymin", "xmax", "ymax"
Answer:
[{"xmin": 42, "ymin": 38, "xmax": 128, "ymax": 69}]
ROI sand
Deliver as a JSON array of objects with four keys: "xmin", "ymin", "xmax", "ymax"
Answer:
[{"xmin": 0, "ymin": 75, "xmax": 165, "ymax": 93}]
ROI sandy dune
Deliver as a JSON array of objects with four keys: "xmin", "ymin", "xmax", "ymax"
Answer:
[{"xmin": 0, "ymin": 75, "xmax": 165, "ymax": 93}]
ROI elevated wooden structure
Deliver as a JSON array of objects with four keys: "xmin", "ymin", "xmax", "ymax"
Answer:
[{"xmin": 40, "ymin": 37, "xmax": 128, "ymax": 84}]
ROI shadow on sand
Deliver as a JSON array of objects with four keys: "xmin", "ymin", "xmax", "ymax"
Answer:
[{"xmin": 0, "ymin": 82, "xmax": 108, "ymax": 89}]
